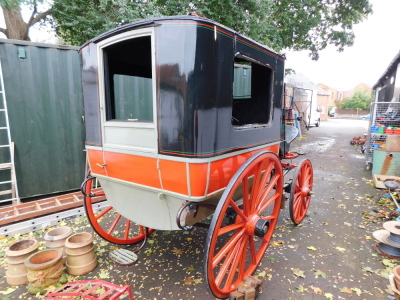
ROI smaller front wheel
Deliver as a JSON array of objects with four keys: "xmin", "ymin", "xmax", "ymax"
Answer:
[
  {"xmin": 289, "ymin": 159, "xmax": 313, "ymax": 225},
  {"xmin": 315, "ymin": 119, "xmax": 320, "ymax": 127}
]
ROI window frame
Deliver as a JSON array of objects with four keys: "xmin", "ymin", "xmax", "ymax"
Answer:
[
  {"xmin": 97, "ymin": 28, "xmax": 157, "ymax": 130},
  {"xmin": 231, "ymin": 53, "xmax": 275, "ymax": 129},
  {"xmin": 97, "ymin": 28, "xmax": 158, "ymax": 153}
]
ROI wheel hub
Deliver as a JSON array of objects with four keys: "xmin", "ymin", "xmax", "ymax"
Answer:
[
  {"xmin": 301, "ymin": 187, "xmax": 312, "ymax": 197},
  {"xmin": 245, "ymin": 215, "xmax": 269, "ymax": 238},
  {"xmin": 254, "ymin": 219, "xmax": 269, "ymax": 238}
]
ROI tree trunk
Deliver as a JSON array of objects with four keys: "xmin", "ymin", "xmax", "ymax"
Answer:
[{"xmin": 2, "ymin": 7, "xmax": 30, "ymax": 41}]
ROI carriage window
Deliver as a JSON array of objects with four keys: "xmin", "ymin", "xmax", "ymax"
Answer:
[
  {"xmin": 232, "ymin": 57, "xmax": 273, "ymax": 127},
  {"xmin": 103, "ymin": 36, "xmax": 153, "ymax": 122}
]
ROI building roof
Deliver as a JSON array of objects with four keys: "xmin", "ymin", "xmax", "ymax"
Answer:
[
  {"xmin": 373, "ymin": 50, "xmax": 400, "ymax": 89},
  {"xmin": 285, "ymin": 73, "xmax": 329, "ymax": 96}
]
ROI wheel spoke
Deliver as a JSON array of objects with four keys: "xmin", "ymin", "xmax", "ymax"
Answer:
[
  {"xmin": 249, "ymin": 162, "xmax": 264, "ymax": 212},
  {"xmin": 229, "ymin": 199, "xmax": 247, "ymax": 221},
  {"xmin": 256, "ymin": 174, "xmax": 280, "ymax": 213},
  {"xmin": 254, "ymin": 161, "xmax": 274, "ymax": 208},
  {"xmin": 107, "ymin": 214, "xmax": 122, "ymax": 234},
  {"xmin": 95, "ymin": 206, "xmax": 113, "ymax": 220},
  {"xmin": 213, "ymin": 228, "xmax": 246, "ymax": 268},
  {"xmin": 124, "ymin": 220, "xmax": 131, "ymax": 240},
  {"xmin": 224, "ymin": 235, "xmax": 248, "ymax": 291},
  {"xmin": 215, "ymin": 237, "xmax": 243, "ymax": 287},
  {"xmin": 258, "ymin": 192, "xmax": 280, "ymax": 214},
  {"xmin": 242, "ymin": 177, "xmax": 250, "ymax": 215},
  {"xmin": 217, "ymin": 222, "xmax": 246, "ymax": 236},
  {"xmin": 248, "ymin": 235, "xmax": 257, "ymax": 265}
]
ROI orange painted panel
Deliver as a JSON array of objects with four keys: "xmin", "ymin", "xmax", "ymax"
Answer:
[
  {"xmin": 207, "ymin": 145, "xmax": 279, "ymax": 194},
  {"xmin": 189, "ymin": 163, "xmax": 209, "ymax": 197},
  {"xmin": 159, "ymin": 160, "xmax": 188, "ymax": 195},
  {"xmin": 104, "ymin": 152, "xmax": 161, "ymax": 189},
  {"xmin": 87, "ymin": 144, "xmax": 279, "ymax": 197},
  {"xmin": 87, "ymin": 149, "xmax": 107, "ymax": 176}
]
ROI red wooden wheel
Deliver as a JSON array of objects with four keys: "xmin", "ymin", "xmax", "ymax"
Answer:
[
  {"xmin": 204, "ymin": 151, "xmax": 283, "ymax": 298},
  {"xmin": 83, "ymin": 176, "xmax": 154, "ymax": 245},
  {"xmin": 289, "ymin": 159, "xmax": 313, "ymax": 225}
]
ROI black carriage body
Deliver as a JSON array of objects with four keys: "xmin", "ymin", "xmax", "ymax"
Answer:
[{"xmin": 81, "ymin": 16, "xmax": 285, "ymax": 158}]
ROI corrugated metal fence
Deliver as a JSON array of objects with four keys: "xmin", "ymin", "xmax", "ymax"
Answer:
[{"xmin": 0, "ymin": 39, "xmax": 85, "ymax": 199}]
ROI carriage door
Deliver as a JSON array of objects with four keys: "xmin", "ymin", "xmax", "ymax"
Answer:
[{"xmin": 98, "ymin": 28, "xmax": 158, "ymax": 172}]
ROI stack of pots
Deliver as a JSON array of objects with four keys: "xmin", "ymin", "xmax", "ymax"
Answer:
[
  {"xmin": 5, "ymin": 239, "xmax": 39, "ymax": 286},
  {"xmin": 24, "ymin": 249, "xmax": 64, "ymax": 294},
  {"xmin": 65, "ymin": 232, "xmax": 97, "ymax": 276},
  {"xmin": 44, "ymin": 227, "xmax": 73, "ymax": 261}
]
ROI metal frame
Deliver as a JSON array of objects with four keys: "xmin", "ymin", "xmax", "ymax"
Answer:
[{"xmin": 365, "ymin": 102, "xmax": 400, "ymax": 169}]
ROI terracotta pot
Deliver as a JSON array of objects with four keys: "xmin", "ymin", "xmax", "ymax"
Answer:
[
  {"xmin": 65, "ymin": 232, "xmax": 97, "ymax": 276},
  {"xmin": 394, "ymin": 265, "xmax": 400, "ymax": 289},
  {"xmin": 5, "ymin": 239, "xmax": 39, "ymax": 286},
  {"xmin": 24, "ymin": 249, "xmax": 64, "ymax": 294},
  {"xmin": 44, "ymin": 227, "xmax": 73, "ymax": 260}
]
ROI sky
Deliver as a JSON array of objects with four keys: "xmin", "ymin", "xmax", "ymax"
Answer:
[{"xmin": 284, "ymin": 0, "xmax": 400, "ymax": 90}]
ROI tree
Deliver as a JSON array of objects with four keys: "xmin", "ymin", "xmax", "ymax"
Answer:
[
  {"xmin": 0, "ymin": 0, "xmax": 52, "ymax": 41},
  {"xmin": 51, "ymin": 0, "xmax": 372, "ymax": 58},
  {"xmin": 340, "ymin": 89, "xmax": 373, "ymax": 110}
]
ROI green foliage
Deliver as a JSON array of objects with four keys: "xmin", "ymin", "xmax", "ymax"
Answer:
[
  {"xmin": 341, "ymin": 90, "xmax": 373, "ymax": 110},
  {"xmin": 50, "ymin": 0, "xmax": 372, "ymax": 55}
]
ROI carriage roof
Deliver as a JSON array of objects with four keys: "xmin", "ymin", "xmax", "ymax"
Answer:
[{"xmin": 81, "ymin": 16, "xmax": 285, "ymax": 60}]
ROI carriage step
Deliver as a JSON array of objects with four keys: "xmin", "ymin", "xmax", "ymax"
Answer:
[{"xmin": 229, "ymin": 276, "xmax": 263, "ymax": 300}]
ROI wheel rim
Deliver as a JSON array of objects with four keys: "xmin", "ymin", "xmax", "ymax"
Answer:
[
  {"xmin": 204, "ymin": 152, "xmax": 283, "ymax": 298},
  {"xmin": 289, "ymin": 159, "xmax": 313, "ymax": 224},
  {"xmin": 83, "ymin": 176, "xmax": 154, "ymax": 245}
]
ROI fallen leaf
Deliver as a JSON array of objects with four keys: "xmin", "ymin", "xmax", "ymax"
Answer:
[
  {"xmin": 383, "ymin": 259, "xmax": 396, "ymax": 268},
  {"xmin": 314, "ymin": 269, "xmax": 327, "ymax": 279},
  {"xmin": 362, "ymin": 266, "xmax": 374, "ymax": 273},
  {"xmin": 184, "ymin": 276, "xmax": 194, "ymax": 285},
  {"xmin": 99, "ymin": 270, "xmax": 110, "ymax": 279},
  {"xmin": 0, "ymin": 288, "xmax": 15, "ymax": 295},
  {"xmin": 296, "ymin": 285, "xmax": 305, "ymax": 293},
  {"xmin": 307, "ymin": 246, "xmax": 317, "ymax": 251},
  {"xmin": 193, "ymin": 278, "xmax": 203, "ymax": 284},
  {"xmin": 292, "ymin": 268, "xmax": 305, "ymax": 278},
  {"xmin": 340, "ymin": 287, "xmax": 352, "ymax": 294},
  {"xmin": 172, "ymin": 247, "xmax": 183, "ymax": 255},
  {"xmin": 351, "ymin": 288, "xmax": 362, "ymax": 296},
  {"xmin": 256, "ymin": 270, "xmax": 266, "ymax": 278},
  {"xmin": 324, "ymin": 293, "xmax": 334, "ymax": 299},
  {"xmin": 344, "ymin": 222, "xmax": 351, "ymax": 227},
  {"xmin": 336, "ymin": 247, "xmax": 346, "ymax": 253},
  {"xmin": 310, "ymin": 286, "xmax": 323, "ymax": 294}
]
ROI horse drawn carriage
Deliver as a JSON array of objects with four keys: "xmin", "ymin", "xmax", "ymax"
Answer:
[{"xmin": 80, "ymin": 16, "xmax": 313, "ymax": 298}]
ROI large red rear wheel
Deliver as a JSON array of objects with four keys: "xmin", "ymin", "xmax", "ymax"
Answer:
[
  {"xmin": 82, "ymin": 176, "xmax": 154, "ymax": 245},
  {"xmin": 204, "ymin": 151, "xmax": 283, "ymax": 298},
  {"xmin": 289, "ymin": 159, "xmax": 313, "ymax": 225}
]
